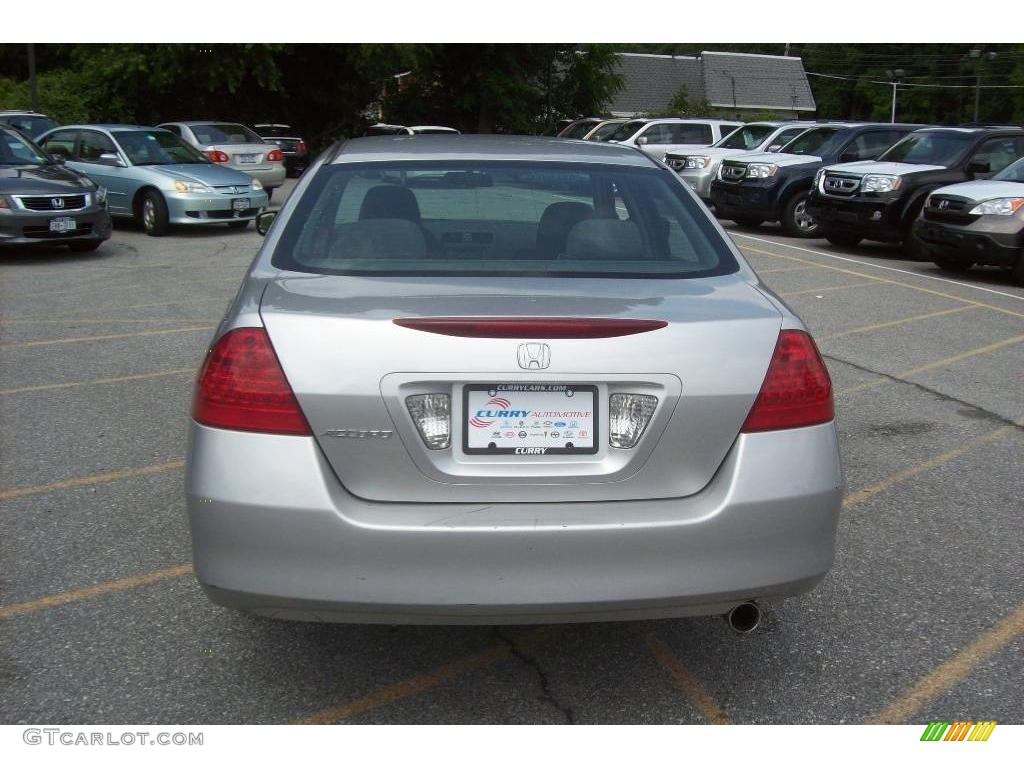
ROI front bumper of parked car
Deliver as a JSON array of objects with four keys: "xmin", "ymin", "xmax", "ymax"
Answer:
[
  {"xmin": 675, "ymin": 165, "xmax": 718, "ymax": 201},
  {"xmin": 913, "ymin": 215, "xmax": 1023, "ymax": 268},
  {"xmin": 709, "ymin": 178, "xmax": 782, "ymax": 220},
  {"xmin": 164, "ymin": 189, "xmax": 270, "ymax": 226},
  {"xmin": 806, "ymin": 192, "xmax": 905, "ymax": 242},
  {"xmin": 186, "ymin": 420, "xmax": 843, "ymax": 624},
  {"xmin": 0, "ymin": 202, "xmax": 112, "ymax": 247}
]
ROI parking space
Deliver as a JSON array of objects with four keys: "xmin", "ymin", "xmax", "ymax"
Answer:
[{"xmin": 1, "ymin": 180, "xmax": 1021, "ymax": 724}]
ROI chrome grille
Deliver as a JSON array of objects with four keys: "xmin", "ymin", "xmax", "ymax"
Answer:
[
  {"xmin": 821, "ymin": 174, "xmax": 860, "ymax": 197},
  {"xmin": 17, "ymin": 194, "xmax": 88, "ymax": 211},
  {"xmin": 211, "ymin": 185, "xmax": 252, "ymax": 195},
  {"xmin": 720, "ymin": 163, "xmax": 746, "ymax": 182}
]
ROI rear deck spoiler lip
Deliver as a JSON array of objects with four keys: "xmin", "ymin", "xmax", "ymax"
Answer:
[{"xmin": 392, "ymin": 317, "xmax": 668, "ymax": 339}]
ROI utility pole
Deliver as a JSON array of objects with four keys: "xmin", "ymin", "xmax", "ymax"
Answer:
[
  {"xmin": 968, "ymin": 48, "xmax": 998, "ymax": 124},
  {"xmin": 27, "ymin": 44, "xmax": 38, "ymax": 112},
  {"xmin": 885, "ymin": 69, "xmax": 905, "ymax": 123}
]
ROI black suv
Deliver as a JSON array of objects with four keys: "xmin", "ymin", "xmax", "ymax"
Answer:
[
  {"xmin": 710, "ymin": 122, "xmax": 921, "ymax": 237},
  {"xmin": 807, "ymin": 127, "xmax": 1024, "ymax": 254}
]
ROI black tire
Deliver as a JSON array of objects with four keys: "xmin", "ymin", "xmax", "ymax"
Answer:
[
  {"xmin": 732, "ymin": 215, "xmax": 764, "ymax": 228},
  {"xmin": 265, "ymin": 187, "xmax": 274, "ymax": 202},
  {"xmin": 67, "ymin": 240, "xmax": 102, "ymax": 253},
  {"xmin": 1011, "ymin": 256, "xmax": 1024, "ymax": 286},
  {"xmin": 227, "ymin": 220, "xmax": 250, "ymax": 230},
  {"xmin": 781, "ymin": 191, "xmax": 820, "ymax": 238},
  {"xmin": 139, "ymin": 190, "xmax": 169, "ymax": 237},
  {"xmin": 825, "ymin": 232, "xmax": 862, "ymax": 248},
  {"xmin": 713, "ymin": 205, "xmax": 737, "ymax": 221},
  {"xmin": 933, "ymin": 256, "xmax": 975, "ymax": 273}
]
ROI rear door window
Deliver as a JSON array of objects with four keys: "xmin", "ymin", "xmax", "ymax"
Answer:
[
  {"xmin": 77, "ymin": 131, "xmax": 118, "ymax": 163},
  {"xmin": 970, "ymin": 136, "xmax": 1023, "ymax": 175},
  {"xmin": 272, "ymin": 162, "xmax": 738, "ymax": 279},
  {"xmin": 667, "ymin": 124, "xmax": 713, "ymax": 144}
]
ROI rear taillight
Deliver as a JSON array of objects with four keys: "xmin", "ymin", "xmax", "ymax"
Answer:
[
  {"xmin": 206, "ymin": 149, "xmax": 229, "ymax": 163},
  {"xmin": 192, "ymin": 327, "xmax": 310, "ymax": 435},
  {"xmin": 266, "ymin": 149, "xmax": 283, "ymax": 162},
  {"xmin": 741, "ymin": 329, "xmax": 833, "ymax": 433},
  {"xmin": 297, "ymin": 140, "xmax": 307, "ymax": 154}
]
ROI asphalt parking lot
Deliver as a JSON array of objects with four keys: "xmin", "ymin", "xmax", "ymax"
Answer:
[{"xmin": 1, "ymin": 177, "xmax": 1022, "ymax": 725}]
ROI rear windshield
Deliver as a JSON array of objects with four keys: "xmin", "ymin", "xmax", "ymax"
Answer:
[
  {"xmin": 607, "ymin": 120, "xmax": 648, "ymax": 142},
  {"xmin": 561, "ymin": 120, "xmax": 600, "ymax": 140},
  {"xmin": 587, "ymin": 122, "xmax": 625, "ymax": 142},
  {"xmin": 715, "ymin": 124, "xmax": 776, "ymax": 150},
  {"xmin": 190, "ymin": 123, "xmax": 263, "ymax": 145},
  {"xmin": 878, "ymin": 131, "xmax": 975, "ymax": 167},
  {"xmin": 271, "ymin": 161, "xmax": 739, "ymax": 279},
  {"xmin": 2, "ymin": 115, "xmax": 58, "ymax": 139}
]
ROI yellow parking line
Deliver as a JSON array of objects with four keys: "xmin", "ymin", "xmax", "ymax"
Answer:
[
  {"xmin": 842, "ymin": 426, "xmax": 1015, "ymax": 510},
  {"xmin": 4, "ymin": 297, "xmax": 231, "ymax": 323},
  {"xmin": 294, "ymin": 627, "xmax": 557, "ymax": 724},
  {"xmin": 817, "ymin": 306, "xmax": 975, "ymax": 342},
  {"xmin": 0, "ymin": 458, "xmax": 185, "ymax": 501},
  {"xmin": 866, "ymin": 603, "xmax": 1024, "ymax": 723},
  {"xmin": 0, "ymin": 368, "xmax": 195, "ymax": 396},
  {"xmin": 754, "ymin": 266, "xmax": 811, "ymax": 275},
  {"xmin": 634, "ymin": 623, "xmax": 730, "ymax": 724},
  {"xmin": 1, "ymin": 317, "xmax": 213, "ymax": 326},
  {"xmin": 778, "ymin": 280, "xmax": 880, "ymax": 298},
  {"xmin": 839, "ymin": 335, "xmax": 1024, "ymax": 397},
  {"xmin": 0, "ymin": 564, "xmax": 193, "ymax": 620},
  {"xmin": 1, "ymin": 326, "xmax": 214, "ymax": 350},
  {"xmin": 741, "ymin": 246, "xmax": 1024, "ymax": 320},
  {"xmin": 7, "ymin": 273, "xmax": 244, "ymax": 301}
]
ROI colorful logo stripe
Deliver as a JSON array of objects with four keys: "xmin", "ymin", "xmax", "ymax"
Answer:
[{"xmin": 920, "ymin": 721, "xmax": 996, "ymax": 741}]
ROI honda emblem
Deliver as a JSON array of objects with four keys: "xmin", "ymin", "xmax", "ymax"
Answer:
[{"xmin": 517, "ymin": 343, "xmax": 551, "ymax": 370}]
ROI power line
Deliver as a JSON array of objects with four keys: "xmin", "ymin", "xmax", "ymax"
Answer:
[{"xmin": 806, "ymin": 71, "xmax": 1024, "ymax": 89}]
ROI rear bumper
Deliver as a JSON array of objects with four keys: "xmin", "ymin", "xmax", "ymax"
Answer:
[
  {"xmin": 185, "ymin": 420, "xmax": 843, "ymax": 624},
  {"xmin": 0, "ymin": 206, "xmax": 112, "ymax": 246},
  {"xmin": 234, "ymin": 165, "xmax": 286, "ymax": 189},
  {"xmin": 806, "ymin": 194, "xmax": 903, "ymax": 242},
  {"xmin": 913, "ymin": 216, "xmax": 1022, "ymax": 268},
  {"xmin": 165, "ymin": 190, "xmax": 269, "ymax": 226}
]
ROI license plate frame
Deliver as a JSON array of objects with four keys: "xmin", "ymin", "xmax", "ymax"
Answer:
[
  {"xmin": 235, "ymin": 153, "xmax": 259, "ymax": 164},
  {"xmin": 49, "ymin": 216, "xmax": 76, "ymax": 233},
  {"xmin": 463, "ymin": 384, "xmax": 599, "ymax": 456}
]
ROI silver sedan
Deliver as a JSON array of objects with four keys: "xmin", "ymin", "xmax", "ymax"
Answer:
[{"xmin": 186, "ymin": 135, "xmax": 843, "ymax": 628}]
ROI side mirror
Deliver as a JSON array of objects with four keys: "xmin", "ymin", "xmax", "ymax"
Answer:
[
  {"xmin": 256, "ymin": 210, "xmax": 277, "ymax": 236},
  {"xmin": 49, "ymin": 154, "xmax": 66, "ymax": 164},
  {"xmin": 966, "ymin": 160, "xmax": 990, "ymax": 176},
  {"xmin": 98, "ymin": 153, "xmax": 125, "ymax": 167},
  {"xmin": 636, "ymin": 136, "xmax": 649, "ymax": 146}
]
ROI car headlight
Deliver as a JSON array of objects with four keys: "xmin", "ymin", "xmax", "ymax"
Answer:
[
  {"xmin": 173, "ymin": 180, "xmax": 212, "ymax": 194},
  {"xmin": 746, "ymin": 163, "xmax": 778, "ymax": 179},
  {"xmin": 685, "ymin": 156, "xmax": 710, "ymax": 169},
  {"xmin": 862, "ymin": 174, "xmax": 902, "ymax": 193},
  {"xmin": 94, "ymin": 186, "xmax": 107, "ymax": 204},
  {"xmin": 251, "ymin": 178, "xmax": 263, "ymax": 191},
  {"xmin": 969, "ymin": 197, "xmax": 1024, "ymax": 215}
]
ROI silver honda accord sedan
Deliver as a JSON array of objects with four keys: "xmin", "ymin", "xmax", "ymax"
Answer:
[{"xmin": 186, "ymin": 135, "xmax": 842, "ymax": 628}]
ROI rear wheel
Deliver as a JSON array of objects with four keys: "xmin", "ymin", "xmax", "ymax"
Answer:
[
  {"xmin": 781, "ymin": 191, "xmax": 820, "ymax": 238},
  {"xmin": 67, "ymin": 240, "xmax": 102, "ymax": 252},
  {"xmin": 933, "ymin": 256, "xmax": 974, "ymax": 273},
  {"xmin": 227, "ymin": 220, "xmax": 250, "ymax": 230},
  {"xmin": 824, "ymin": 232, "xmax": 861, "ymax": 248},
  {"xmin": 139, "ymin": 190, "xmax": 169, "ymax": 237}
]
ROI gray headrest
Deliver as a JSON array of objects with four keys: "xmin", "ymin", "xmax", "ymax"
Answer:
[
  {"xmin": 331, "ymin": 219, "xmax": 426, "ymax": 261},
  {"xmin": 565, "ymin": 219, "xmax": 645, "ymax": 260}
]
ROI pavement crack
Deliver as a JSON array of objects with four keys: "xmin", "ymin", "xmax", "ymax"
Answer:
[
  {"xmin": 824, "ymin": 352, "xmax": 1024, "ymax": 432},
  {"xmin": 493, "ymin": 627, "xmax": 575, "ymax": 724}
]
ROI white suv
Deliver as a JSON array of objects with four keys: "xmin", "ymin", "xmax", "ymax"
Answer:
[
  {"xmin": 665, "ymin": 122, "xmax": 811, "ymax": 202},
  {"xmin": 608, "ymin": 118, "xmax": 743, "ymax": 159}
]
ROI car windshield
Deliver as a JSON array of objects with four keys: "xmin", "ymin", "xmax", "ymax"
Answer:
[
  {"xmin": 272, "ymin": 161, "xmax": 738, "ymax": 279},
  {"xmin": 0, "ymin": 129, "xmax": 49, "ymax": 164},
  {"xmin": 113, "ymin": 130, "xmax": 211, "ymax": 165},
  {"xmin": 715, "ymin": 124, "xmax": 777, "ymax": 151},
  {"xmin": 562, "ymin": 121, "xmax": 599, "ymax": 140},
  {"xmin": 878, "ymin": 131, "xmax": 976, "ymax": 167},
  {"xmin": 607, "ymin": 120, "xmax": 648, "ymax": 142},
  {"xmin": 780, "ymin": 127, "xmax": 840, "ymax": 156},
  {"xmin": 994, "ymin": 157, "xmax": 1024, "ymax": 182},
  {"xmin": 189, "ymin": 123, "xmax": 264, "ymax": 145},
  {"xmin": 4, "ymin": 115, "xmax": 58, "ymax": 138},
  {"xmin": 587, "ymin": 122, "xmax": 625, "ymax": 142}
]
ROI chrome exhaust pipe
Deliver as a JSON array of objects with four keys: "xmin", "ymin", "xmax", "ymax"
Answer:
[{"xmin": 725, "ymin": 601, "xmax": 761, "ymax": 634}]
